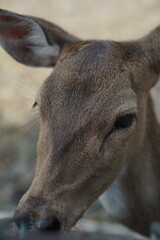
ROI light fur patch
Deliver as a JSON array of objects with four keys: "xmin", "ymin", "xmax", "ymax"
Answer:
[
  {"xmin": 99, "ymin": 167, "xmax": 129, "ymax": 219},
  {"xmin": 28, "ymin": 22, "xmax": 60, "ymax": 66},
  {"xmin": 140, "ymin": 158, "xmax": 158, "ymax": 205}
]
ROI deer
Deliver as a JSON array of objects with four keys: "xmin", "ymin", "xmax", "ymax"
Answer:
[{"xmin": 0, "ymin": 8, "xmax": 160, "ymax": 237}]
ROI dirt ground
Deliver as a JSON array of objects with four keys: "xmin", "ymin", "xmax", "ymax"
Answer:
[{"xmin": 0, "ymin": 0, "xmax": 160, "ymax": 228}]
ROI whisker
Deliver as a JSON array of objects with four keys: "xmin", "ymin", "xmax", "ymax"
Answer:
[
  {"xmin": 2, "ymin": 76, "xmax": 37, "ymax": 98},
  {"xmin": 18, "ymin": 116, "xmax": 39, "ymax": 129},
  {"xmin": 24, "ymin": 69, "xmax": 45, "ymax": 87},
  {"xmin": 21, "ymin": 121, "xmax": 39, "ymax": 140},
  {"xmin": 72, "ymin": 221, "xmax": 84, "ymax": 232},
  {"xmin": 4, "ymin": 109, "xmax": 38, "ymax": 123}
]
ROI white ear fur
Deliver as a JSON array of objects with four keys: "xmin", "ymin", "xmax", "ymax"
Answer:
[{"xmin": 24, "ymin": 22, "xmax": 60, "ymax": 66}]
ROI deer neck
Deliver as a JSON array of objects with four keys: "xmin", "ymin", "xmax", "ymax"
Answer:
[
  {"xmin": 134, "ymin": 93, "xmax": 160, "ymax": 180},
  {"xmin": 127, "ymin": 92, "xmax": 160, "ymax": 195},
  {"xmin": 100, "ymin": 93, "xmax": 160, "ymax": 234}
]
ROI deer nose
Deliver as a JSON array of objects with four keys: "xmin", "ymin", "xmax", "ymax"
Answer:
[
  {"xmin": 34, "ymin": 217, "xmax": 61, "ymax": 232},
  {"xmin": 15, "ymin": 212, "xmax": 61, "ymax": 232}
]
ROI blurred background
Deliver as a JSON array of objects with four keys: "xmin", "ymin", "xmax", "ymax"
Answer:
[{"xmin": 0, "ymin": 0, "xmax": 160, "ymax": 236}]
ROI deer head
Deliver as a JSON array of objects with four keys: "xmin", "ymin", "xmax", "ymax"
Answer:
[{"xmin": 0, "ymin": 9, "xmax": 160, "ymax": 232}]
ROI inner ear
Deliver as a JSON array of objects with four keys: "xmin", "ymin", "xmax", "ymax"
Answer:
[
  {"xmin": 0, "ymin": 9, "xmax": 78, "ymax": 67},
  {"xmin": 0, "ymin": 11, "xmax": 60, "ymax": 66},
  {"xmin": 0, "ymin": 15, "xmax": 31, "ymax": 39}
]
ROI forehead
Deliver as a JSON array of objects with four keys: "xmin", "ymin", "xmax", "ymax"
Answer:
[
  {"xmin": 56, "ymin": 41, "xmax": 127, "ymax": 86},
  {"xmin": 40, "ymin": 41, "xmax": 135, "ymax": 121}
]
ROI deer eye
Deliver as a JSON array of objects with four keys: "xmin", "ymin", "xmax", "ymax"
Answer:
[
  {"xmin": 114, "ymin": 113, "xmax": 137, "ymax": 129},
  {"xmin": 99, "ymin": 113, "xmax": 137, "ymax": 154}
]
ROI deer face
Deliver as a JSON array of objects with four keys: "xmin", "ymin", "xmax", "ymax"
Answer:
[
  {"xmin": 17, "ymin": 42, "xmax": 140, "ymax": 231},
  {"xmin": 0, "ymin": 9, "xmax": 159, "ymax": 232}
]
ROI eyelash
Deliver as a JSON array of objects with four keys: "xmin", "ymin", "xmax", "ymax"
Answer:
[{"xmin": 32, "ymin": 101, "xmax": 38, "ymax": 109}]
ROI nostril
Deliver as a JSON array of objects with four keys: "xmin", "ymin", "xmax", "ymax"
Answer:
[
  {"xmin": 52, "ymin": 217, "xmax": 61, "ymax": 232},
  {"xmin": 14, "ymin": 213, "xmax": 34, "ymax": 231},
  {"xmin": 27, "ymin": 220, "xmax": 34, "ymax": 230},
  {"xmin": 35, "ymin": 217, "xmax": 61, "ymax": 232}
]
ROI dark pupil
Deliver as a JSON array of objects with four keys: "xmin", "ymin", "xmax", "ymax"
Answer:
[{"xmin": 114, "ymin": 113, "xmax": 136, "ymax": 129}]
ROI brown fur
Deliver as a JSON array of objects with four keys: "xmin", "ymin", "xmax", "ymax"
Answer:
[{"xmin": 0, "ymin": 9, "xmax": 160, "ymax": 236}]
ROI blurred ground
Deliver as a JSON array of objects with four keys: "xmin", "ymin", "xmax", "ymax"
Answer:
[{"xmin": 0, "ymin": 0, "xmax": 160, "ymax": 235}]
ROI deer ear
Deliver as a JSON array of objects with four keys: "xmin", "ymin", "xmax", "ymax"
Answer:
[
  {"xmin": 119, "ymin": 27, "xmax": 160, "ymax": 90},
  {"xmin": 0, "ymin": 9, "xmax": 78, "ymax": 67},
  {"xmin": 140, "ymin": 26, "xmax": 160, "ymax": 74}
]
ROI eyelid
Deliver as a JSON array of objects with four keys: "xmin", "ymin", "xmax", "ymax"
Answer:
[
  {"xmin": 116, "ymin": 104, "xmax": 137, "ymax": 117},
  {"xmin": 115, "ymin": 111, "xmax": 137, "ymax": 123}
]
